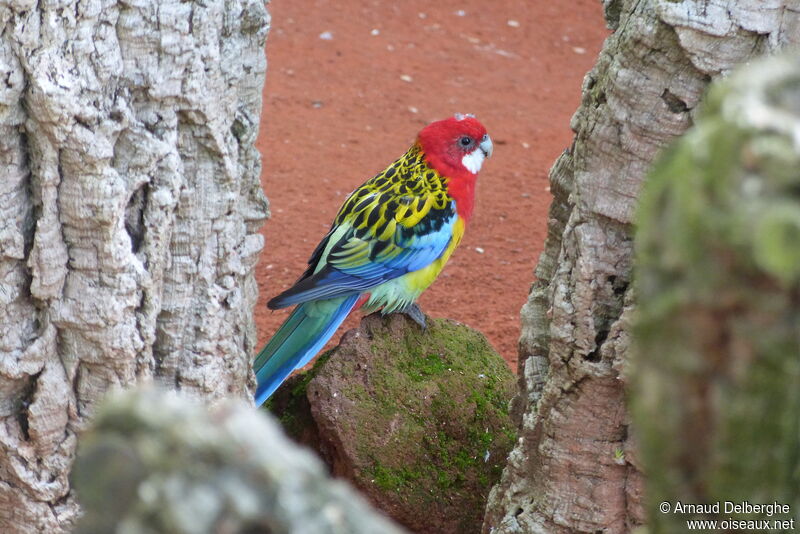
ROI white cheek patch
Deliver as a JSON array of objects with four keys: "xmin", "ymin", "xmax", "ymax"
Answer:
[{"xmin": 461, "ymin": 149, "xmax": 485, "ymax": 174}]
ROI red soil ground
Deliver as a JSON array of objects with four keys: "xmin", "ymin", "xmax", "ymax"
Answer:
[{"xmin": 254, "ymin": 0, "xmax": 609, "ymax": 369}]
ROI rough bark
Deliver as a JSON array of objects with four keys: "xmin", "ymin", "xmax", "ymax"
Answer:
[
  {"xmin": 632, "ymin": 53, "xmax": 800, "ymax": 531},
  {"xmin": 484, "ymin": 2, "xmax": 800, "ymax": 533},
  {"xmin": 0, "ymin": 1, "xmax": 269, "ymax": 531},
  {"xmin": 72, "ymin": 387, "xmax": 407, "ymax": 534}
]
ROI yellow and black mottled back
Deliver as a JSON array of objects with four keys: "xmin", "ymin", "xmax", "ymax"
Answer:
[
  {"xmin": 334, "ymin": 144, "xmax": 454, "ymax": 243},
  {"xmin": 268, "ymin": 143, "xmax": 460, "ymax": 309}
]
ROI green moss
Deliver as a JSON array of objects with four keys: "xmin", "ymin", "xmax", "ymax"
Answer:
[
  {"xmin": 371, "ymin": 464, "xmax": 411, "ymax": 491},
  {"xmin": 399, "ymin": 352, "xmax": 450, "ymax": 381}
]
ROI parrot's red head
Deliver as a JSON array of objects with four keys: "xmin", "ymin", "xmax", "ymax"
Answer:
[
  {"xmin": 417, "ymin": 114, "xmax": 493, "ymax": 221},
  {"xmin": 418, "ymin": 114, "xmax": 493, "ymax": 178}
]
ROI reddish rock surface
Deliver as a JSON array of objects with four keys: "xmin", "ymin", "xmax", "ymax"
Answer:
[{"xmin": 254, "ymin": 1, "xmax": 609, "ymax": 368}]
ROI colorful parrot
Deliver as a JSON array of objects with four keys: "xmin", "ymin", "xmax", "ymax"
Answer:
[{"xmin": 254, "ymin": 114, "xmax": 493, "ymax": 406}]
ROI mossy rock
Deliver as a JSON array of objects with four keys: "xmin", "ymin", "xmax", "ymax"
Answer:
[{"xmin": 267, "ymin": 313, "xmax": 517, "ymax": 534}]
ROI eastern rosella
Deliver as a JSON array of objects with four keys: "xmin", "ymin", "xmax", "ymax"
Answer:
[{"xmin": 254, "ymin": 114, "xmax": 493, "ymax": 406}]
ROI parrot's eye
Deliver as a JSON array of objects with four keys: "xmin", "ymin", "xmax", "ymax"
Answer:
[{"xmin": 459, "ymin": 136, "xmax": 474, "ymax": 147}]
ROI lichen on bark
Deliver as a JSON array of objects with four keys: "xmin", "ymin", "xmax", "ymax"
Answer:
[{"xmin": 632, "ymin": 54, "xmax": 800, "ymax": 531}]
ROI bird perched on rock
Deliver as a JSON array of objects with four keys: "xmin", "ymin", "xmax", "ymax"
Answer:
[{"xmin": 254, "ymin": 114, "xmax": 493, "ymax": 406}]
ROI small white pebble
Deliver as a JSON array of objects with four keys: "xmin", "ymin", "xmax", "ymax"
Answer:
[
  {"xmin": 371, "ymin": 28, "xmax": 380, "ymax": 36},
  {"xmin": 400, "ymin": 74, "xmax": 413, "ymax": 83},
  {"xmin": 455, "ymin": 9, "xmax": 466, "ymax": 16},
  {"xmin": 478, "ymin": 373, "xmax": 486, "ymax": 379},
  {"xmin": 387, "ymin": 44, "xmax": 395, "ymax": 51},
  {"xmin": 467, "ymin": 36, "xmax": 480, "ymax": 44},
  {"xmin": 484, "ymin": 450, "xmax": 491, "ymax": 462},
  {"xmin": 507, "ymin": 19, "xmax": 520, "ymax": 27},
  {"xmin": 408, "ymin": 106, "xmax": 418, "ymax": 114},
  {"xmin": 521, "ymin": 141, "xmax": 530, "ymax": 149},
  {"xmin": 319, "ymin": 31, "xmax": 333, "ymax": 40},
  {"xmin": 475, "ymin": 247, "xmax": 485, "ymax": 254},
  {"xmin": 572, "ymin": 46, "xmax": 586, "ymax": 54},
  {"xmin": 418, "ymin": 12, "xmax": 427, "ymax": 19}
]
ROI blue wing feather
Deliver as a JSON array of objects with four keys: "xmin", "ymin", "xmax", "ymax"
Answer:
[{"xmin": 254, "ymin": 295, "xmax": 359, "ymax": 406}]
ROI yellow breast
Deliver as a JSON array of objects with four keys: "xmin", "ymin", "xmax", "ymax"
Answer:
[{"xmin": 363, "ymin": 217, "xmax": 465, "ymax": 314}]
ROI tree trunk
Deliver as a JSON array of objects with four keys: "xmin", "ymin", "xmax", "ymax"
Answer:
[
  {"xmin": 484, "ymin": 2, "xmax": 800, "ymax": 533},
  {"xmin": 0, "ymin": 1, "xmax": 270, "ymax": 531},
  {"xmin": 73, "ymin": 388, "xmax": 407, "ymax": 534}
]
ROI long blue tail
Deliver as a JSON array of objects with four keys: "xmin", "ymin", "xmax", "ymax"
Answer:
[{"xmin": 254, "ymin": 294, "xmax": 359, "ymax": 407}]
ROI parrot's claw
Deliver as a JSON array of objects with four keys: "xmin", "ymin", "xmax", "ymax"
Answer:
[{"xmin": 400, "ymin": 303, "xmax": 427, "ymax": 330}]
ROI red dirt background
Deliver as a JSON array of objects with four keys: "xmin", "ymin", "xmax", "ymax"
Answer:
[{"xmin": 254, "ymin": 0, "xmax": 608, "ymax": 370}]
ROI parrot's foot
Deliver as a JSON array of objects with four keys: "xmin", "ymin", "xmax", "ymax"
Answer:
[{"xmin": 398, "ymin": 303, "xmax": 427, "ymax": 330}]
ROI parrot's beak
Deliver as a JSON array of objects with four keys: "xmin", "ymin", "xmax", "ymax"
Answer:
[{"xmin": 480, "ymin": 134, "xmax": 494, "ymax": 158}]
